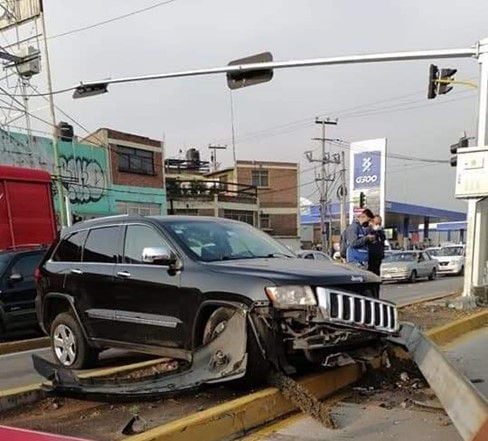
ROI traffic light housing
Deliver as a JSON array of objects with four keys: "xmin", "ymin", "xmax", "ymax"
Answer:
[
  {"xmin": 450, "ymin": 136, "xmax": 469, "ymax": 167},
  {"xmin": 427, "ymin": 65, "xmax": 457, "ymax": 99},
  {"xmin": 359, "ymin": 191, "xmax": 366, "ymax": 208},
  {"xmin": 427, "ymin": 64, "xmax": 439, "ymax": 99},
  {"xmin": 439, "ymin": 68, "xmax": 457, "ymax": 95}
]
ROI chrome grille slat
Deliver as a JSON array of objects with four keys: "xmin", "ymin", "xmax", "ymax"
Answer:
[
  {"xmin": 316, "ymin": 287, "xmax": 398, "ymax": 333},
  {"xmin": 360, "ymin": 299, "xmax": 366, "ymax": 324},
  {"xmin": 348, "ymin": 297, "xmax": 354, "ymax": 322}
]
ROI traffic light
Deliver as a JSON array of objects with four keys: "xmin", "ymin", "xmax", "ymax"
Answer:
[
  {"xmin": 359, "ymin": 191, "xmax": 366, "ymax": 208},
  {"xmin": 438, "ymin": 68, "xmax": 457, "ymax": 95},
  {"xmin": 427, "ymin": 65, "xmax": 457, "ymax": 99},
  {"xmin": 450, "ymin": 136, "xmax": 469, "ymax": 167},
  {"xmin": 427, "ymin": 64, "xmax": 439, "ymax": 99}
]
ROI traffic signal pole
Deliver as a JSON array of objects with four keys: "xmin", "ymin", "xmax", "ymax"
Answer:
[
  {"xmin": 74, "ymin": 40, "xmax": 488, "ymax": 305},
  {"xmin": 463, "ymin": 38, "xmax": 488, "ymax": 305}
]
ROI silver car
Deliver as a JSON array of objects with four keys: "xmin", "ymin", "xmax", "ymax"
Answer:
[
  {"xmin": 297, "ymin": 250, "xmax": 333, "ymax": 262},
  {"xmin": 381, "ymin": 251, "xmax": 438, "ymax": 283}
]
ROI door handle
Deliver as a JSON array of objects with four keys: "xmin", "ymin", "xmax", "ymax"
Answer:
[
  {"xmin": 117, "ymin": 271, "xmax": 131, "ymax": 278},
  {"xmin": 70, "ymin": 268, "xmax": 83, "ymax": 275}
]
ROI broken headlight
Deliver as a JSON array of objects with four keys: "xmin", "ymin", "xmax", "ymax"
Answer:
[{"xmin": 265, "ymin": 286, "xmax": 316, "ymax": 309}]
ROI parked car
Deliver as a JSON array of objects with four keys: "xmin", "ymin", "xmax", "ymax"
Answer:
[
  {"xmin": 0, "ymin": 245, "xmax": 46, "ymax": 338},
  {"xmin": 297, "ymin": 250, "xmax": 333, "ymax": 261},
  {"xmin": 435, "ymin": 245, "xmax": 465, "ymax": 276},
  {"xmin": 380, "ymin": 250, "xmax": 438, "ymax": 283},
  {"xmin": 36, "ymin": 215, "xmax": 398, "ymax": 384}
]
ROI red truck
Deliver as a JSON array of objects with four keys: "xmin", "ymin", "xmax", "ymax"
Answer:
[{"xmin": 0, "ymin": 165, "xmax": 57, "ymax": 250}]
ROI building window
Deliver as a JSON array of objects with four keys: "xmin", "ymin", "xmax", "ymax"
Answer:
[
  {"xmin": 117, "ymin": 146, "xmax": 155, "ymax": 175},
  {"xmin": 251, "ymin": 169, "xmax": 269, "ymax": 188},
  {"xmin": 260, "ymin": 214, "xmax": 271, "ymax": 229},
  {"xmin": 117, "ymin": 201, "xmax": 161, "ymax": 216},
  {"xmin": 223, "ymin": 210, "xmax": 255, "ymax": 225}
]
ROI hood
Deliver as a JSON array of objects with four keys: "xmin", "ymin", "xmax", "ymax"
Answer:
[
  {"xmin": 204, "ymin": 257, "xmax": 380, "ymax": 285},
  {"xmin": 435, "ymin": 256, "xmax": 463, "ymax": 263},
  {"xmin": 381, "ymin": 261, "xmax": 413, "ymax": 268}
]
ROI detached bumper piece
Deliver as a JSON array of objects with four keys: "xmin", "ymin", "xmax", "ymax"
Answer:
[{"xmin": 31, "ymin": 310, "xmax": 248, "ymax": 401}]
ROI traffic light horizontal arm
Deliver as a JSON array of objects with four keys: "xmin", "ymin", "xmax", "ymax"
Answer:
[{"xmin": 74, "ymin": 47, "xmax": 476, "ymax": 95}]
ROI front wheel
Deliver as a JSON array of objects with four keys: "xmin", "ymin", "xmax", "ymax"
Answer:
[
  {"xmin": 203, "ymin": 307, "xmax": 269, "ymax": 388},
  {"xmin": 428, "ymin": 268, "xmax": 437, "ymax": 281},
  {"xmin": 50, "ymin": 312, "xmax": 98, "ymax": 369}
]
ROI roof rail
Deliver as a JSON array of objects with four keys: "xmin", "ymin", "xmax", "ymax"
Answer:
[{"xmin": 82, "ymin": 214, "xmax": 143, "ymax": 223}]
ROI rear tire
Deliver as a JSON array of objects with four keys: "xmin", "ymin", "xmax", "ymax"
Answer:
[
  {"xmin": 409, "ymin": 270, "xmax": 417, "ymax": 283},
  {"xmin": 203, "ymin": 307, "xmax": 269, "ymax": 389},
  {"xmin": 459, "ymin": 266, "xmax": 465, "ymax": 276},
  {"xmin": 428, "ymin": 268, "xmax": 437, "ymax": 281},
  {"xmin": 50, "ymin": 312, "xmax": 98, "ymax": 370}
]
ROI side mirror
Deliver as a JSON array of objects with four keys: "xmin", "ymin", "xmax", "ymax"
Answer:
[
  {"xmin": 9, "ymin": 273, "xmax": 23, "ymax": 284},
  {"xmin": 142, "ymin": 246, "xmax": 178, "ymax": 266}
]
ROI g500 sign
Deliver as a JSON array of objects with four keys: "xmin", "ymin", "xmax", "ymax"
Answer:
[{"xmin": 353, "ymin": 151, "xmax": 382, "ymax": 189}]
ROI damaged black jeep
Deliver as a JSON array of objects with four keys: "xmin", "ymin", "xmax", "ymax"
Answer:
[{"xmin": 35, "ymin": 215, "xmax": 398, "ymax": 395}]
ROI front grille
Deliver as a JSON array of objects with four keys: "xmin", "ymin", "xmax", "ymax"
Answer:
[
  {"xmin": 439, "ymin": 262, "xmax": 449, "ymax": 266},
  {"xmin": 316, "ymin": 287, "xmax": 398, "ymax": 333}
]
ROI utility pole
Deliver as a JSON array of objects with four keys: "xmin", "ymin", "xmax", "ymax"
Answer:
[
  {"xmin": 339, "ymin": 150, "xmax": 347, "ymax": 232},
  {"xmin": 307, "ymin": 118, "xmax": 339, "ymax": 251},
  {"xmin": 208, "ymin": 144, "xmax": 227, "ymax": 172}
]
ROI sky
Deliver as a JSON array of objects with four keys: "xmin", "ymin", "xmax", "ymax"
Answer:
[{"xmin": 5, "ymin": 0, "xmax": 488, "ymax": 211}]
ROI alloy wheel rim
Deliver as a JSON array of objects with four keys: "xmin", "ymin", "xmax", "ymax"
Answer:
[{"xmin": 53, "ymin": 324, "xmax": 77, "ymax": 366}]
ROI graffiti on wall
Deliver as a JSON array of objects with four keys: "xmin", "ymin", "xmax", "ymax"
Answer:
[{"xmin": 60, "ymin": 156, "xmax": 107, "ymax": 204}]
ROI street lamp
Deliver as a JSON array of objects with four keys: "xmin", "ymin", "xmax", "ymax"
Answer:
[{"xmin": 73, "ymin": 82, "xmax": 109, "ymax": 99}]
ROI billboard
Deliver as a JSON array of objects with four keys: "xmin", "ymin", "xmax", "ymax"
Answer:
[
  {"xmin": 349, "ymin": 138, "xmax": 387, "ymax": 224},
  {"xmin": 0, "ymin": 0, "xmax": 41, "ymax": 32}
]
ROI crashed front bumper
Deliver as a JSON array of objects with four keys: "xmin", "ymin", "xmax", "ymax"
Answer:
[{"xmin": 251, "ymin": 288, "xmax": 399, "ymax": 363}]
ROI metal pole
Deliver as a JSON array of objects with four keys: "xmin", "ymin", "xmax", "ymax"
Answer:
[
  {"xmin": 76, "ymin": 48, "xmax": 477, "ymax": 90},
  {"xmin": 340, "ymin": 151, "xmax": 347, "ymax": 232},
  {"xmin": 463, "ymin": 38, "xmax": 488, "ymax": 303},
  {"xmin": 40, "ymin": 11, "xmax": 67, "ymax": 227}
]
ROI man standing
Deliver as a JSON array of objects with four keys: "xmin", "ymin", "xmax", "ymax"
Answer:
[
  {"xmin": 368, "ymin": 215, "xmax": 386, "ymax": 276},
  {"xmin": 345, "ymin": 208, "xmax": 375, "ymax": 267}
]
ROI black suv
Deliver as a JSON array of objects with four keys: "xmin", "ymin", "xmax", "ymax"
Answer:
[
  {"xmin": 36, "ymin": 216, "xmax": 398, "ymax": 380},
  {"xmin": 0, "ymin": 246, "xmax": 46, "ymax": 338}
]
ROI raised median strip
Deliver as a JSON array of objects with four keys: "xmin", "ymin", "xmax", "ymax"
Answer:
[
  {"xmin": 426, "ymin": 309, "xmax": 488, "ymax": 346},
  {"xmin": 0, "ymin": 337, "xmax": 50, "ymax": 356},
  {"xmin": 126, "ymin": 364, "xmax": 363, "ymax": 441}
]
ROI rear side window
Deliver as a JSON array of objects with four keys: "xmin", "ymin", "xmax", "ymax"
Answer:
[
  {"xmin": 52, "ymin": 231, "xmax": 87, "ymax": 262},
  {"xmin": 124, "ymin": 225, "xmax": 167, "ymax": 264},
  {"xmin": 84, "ymin": 227, "xmax": 119, "ymax": 263}
]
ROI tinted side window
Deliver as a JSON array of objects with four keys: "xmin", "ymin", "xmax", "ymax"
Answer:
[
  {"xmin": 304, "ymin": 253, "xmax": 314, "ymax": 260},
  {"xmin": 124, "ymin": 225, "xmax": 167, "ymax": 264},
  {"xmin": 52, "ymin": 231, "xmax": 87, "ymax": 262},
  {"xmin": 11, "ymin": 254, "xmax": 43, "ymax": 280},
  {"xmin": 84, "ymin": 227, "xmax": 119, "ymax": 263}
]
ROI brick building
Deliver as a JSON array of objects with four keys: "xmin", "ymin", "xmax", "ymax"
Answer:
[
  {"xmin": 206, "ymin": 160, "xmax": 300, "ymax": 244},
  {"xmin": 82, "ymin": 128, "xmax": 166, "ymax": 216}
]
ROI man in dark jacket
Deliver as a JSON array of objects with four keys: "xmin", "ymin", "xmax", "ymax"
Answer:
[
  {"xmin": 345, "ymin": 208, "xmax": 375, "ymax": 267},
  {"xmin": 368, "ymin": 215, "xmax": 386, "ymax": 276}
]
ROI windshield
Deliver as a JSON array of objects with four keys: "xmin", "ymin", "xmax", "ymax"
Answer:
[
  {"xmin": 437, "ymin": 246, "xmax": 464, "ymax": 257},
  {"xmin": 383, "ymin": 253, "xmax": 416, "ymax": 263},
  {"xmin": 163, "ymin": 219, "xmax": 296, "ymax": 262}
]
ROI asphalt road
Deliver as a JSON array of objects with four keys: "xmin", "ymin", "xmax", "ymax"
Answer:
[
  {"xmin": 0, "ymin": 276, "xmax": 464, "ymax": 391},
  {"xmin": 381, "ymin": 275, "xmax": 463, "ymax": 306}
]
